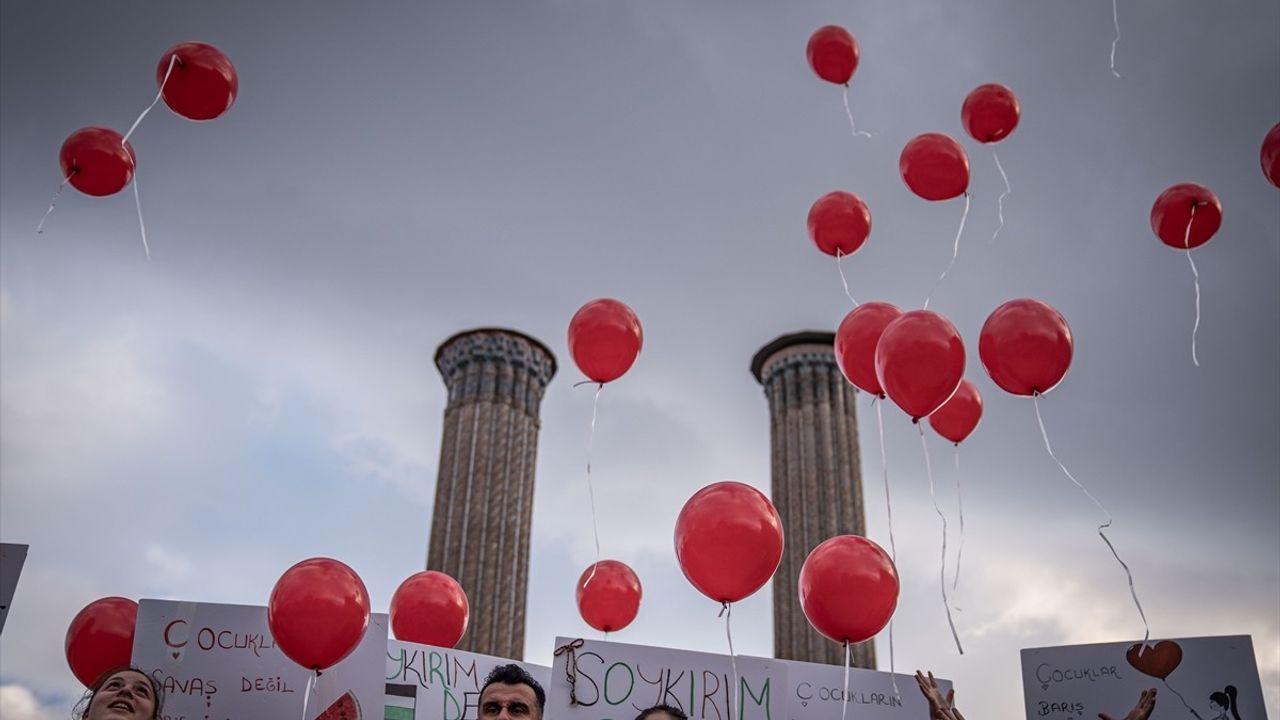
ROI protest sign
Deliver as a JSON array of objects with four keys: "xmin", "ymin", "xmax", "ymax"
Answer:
[
  {"xmin": 778, "ymin": 658, "xmax": 951, "ymax": 719},
  {"xmin": 132, "ymin": 599, "xmax": 387, "ymax": 720},
  {"xmin": 383, "ymin": 639, "xmax": 550, "ymax": 719},
  {"xmin": 547, "ymin": 636, "xmax": 788, "ymax": 719},
  {"xmin": 0, "ymin": 543, "xmax": 27, "ymax": 634},
  {"xmin": 1021, "ymin": 635, "xmax": 1266, "ymax": 719}
]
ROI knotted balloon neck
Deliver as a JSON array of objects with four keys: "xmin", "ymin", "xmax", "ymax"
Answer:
[{"xmin": 554, "ymin": 638, "xmax": 586, "ymax": 706}]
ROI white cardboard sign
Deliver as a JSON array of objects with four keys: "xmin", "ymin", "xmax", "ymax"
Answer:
[
  {"xmin": 383, "ymin": 639, "xmax": 550, "ymax": 719},
  {"xmin": 778, "ymin": 658, "xmax": 952, "ymax": 719},
  {"xmin": 0, "ymin": 543, "xmax": 28, "ymax": 635},
  {"xmin": 1020, "ymin": 635, "xmax": 1266, "ymax": 719},
  {"xmin": 131, "ymin": 599, "xmax": 388, "ymax": 720},
  {"xmin": 547, "ymin": 636, "xmax": 788, "ymax": 719}
]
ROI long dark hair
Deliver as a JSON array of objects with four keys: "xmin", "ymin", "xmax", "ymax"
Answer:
[
  {"xmin": 72, "ymin": 666, "xmax": 164, "ymax": 720},
  {"xmin": 1209, "ymin": 685, "xmax": 1239, "ymax": 720}
]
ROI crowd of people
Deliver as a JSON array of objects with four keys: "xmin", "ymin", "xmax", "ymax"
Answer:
[{"xmin": 70, "ymin": 662, "xmax": 1173, "ymax": 720}]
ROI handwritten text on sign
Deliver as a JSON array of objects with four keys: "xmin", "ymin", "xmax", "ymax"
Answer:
[
  {"xmin": 778, "ymin": 658, "xmax": 952, "ymax": 719},
  {"xmin": 548, "ymin": 636, "xmax": 787, "ymax": 719},
  {"xmin": 384, "ymin": 639, "xmax": 550, "ymax": 720},
  {"xmin": 132, "ymin": 599, "xmax": 387, "ymax": 720},
  {"xmin": 1020, "ymin": 635, "xmax": 1266, "ymax": 720}
]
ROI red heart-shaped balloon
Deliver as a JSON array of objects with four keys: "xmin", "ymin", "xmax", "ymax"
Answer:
[{"xmin": 1126, "ymin": 640, "xmax": 1183, "ymax": 680}]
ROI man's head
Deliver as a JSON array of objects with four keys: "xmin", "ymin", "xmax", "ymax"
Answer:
[
  {"xmin": 479, "ymin": 664, "xmax": 546, "ymax": 719},
  {"xmin": 636, "ymin": 705, "xmax": 689, "ymax": 720}
]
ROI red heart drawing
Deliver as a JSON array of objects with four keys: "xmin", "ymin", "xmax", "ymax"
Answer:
[
  {"xmin": 1126, "ymin": 640, "xmax": 1183, "ymax": 679},
  {"xmin": 171, "ymin": 651, "xmax": 180, "ymax": 660}
]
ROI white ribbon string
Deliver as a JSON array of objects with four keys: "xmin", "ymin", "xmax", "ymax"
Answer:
[
  {"xmin": 1032, "ymin": 394, "xmax": 1150, "ymax": 644},
  {"xmin": 301, "ymin": 671, "xmax": 317, "ymax": 720},
  {"xmin": 1110, "ymin": 0, "xmax": 1123, "ymax": 79},
  {"xmin": 992, "ymin": 149, "xmax": 1011, "ymax": 242},
  {"xmin": 720, "ymin": 602, "xmax": 739, "ymax": 720},
  {"xmin": 1183, "ymin": 204, "xmax": 1201, "ymax": 367},
  {"xmin": 952, "ymin": 446, "xmax": 966, "ymax": 592},
  {"xmin": 924, "ymin": 193, "xmax": 971, "ymax": 310},
  {"xmin": 123, "ymin": 54, "xmax": 178, "ymax": 146},
  {"xmin": 873, "ymin": 398, "xmax": 901, "ymax": 698},
  {"xmin": 36, "ymin": 172, "xmax": 76, "ymax": 235},
  {"xmin": 131, "ymin": 166, "xmax": 151, "ymax": 260},
  {"xmin": 835, "ymin": 248, "xmax": 859, "ymax": 307},
  {"xmin": 841, "ymin": 86, "xmax": 873, "ymax": 139},
  {"xmin": 581, "ymin": 382, "xmax": 605, "ymax": 588},
  {"xmin": 1163, "ymin": 679, "xmax": 1205, "ymax": 720},
  {"xmin": 841, "ymin": 642, "xmax": 852, "ymax": 720},
  {"xmin": 919, "ymin": 424, "xmax": 963, "ymax": 654}
]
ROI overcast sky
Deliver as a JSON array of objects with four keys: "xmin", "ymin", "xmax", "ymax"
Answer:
[{"xmin": 1, "ymin": 1, "xmax": 1277, "ymax": 718}]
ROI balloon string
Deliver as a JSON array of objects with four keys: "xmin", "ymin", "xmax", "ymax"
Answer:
[
  {"xmin": 952, "ymin": 446, "xmax": 966, "ymax": 592},
  {"xmin": 841, "ymin": 85, "xmax": 873, "ymax": 139},
  {"xmin": 924, "ymin": 193, "xmax": 970, "ymax": 310},
  {"xmin": 301, "ymin": 671, "xmax": 317, "ymax": 720},
  {"xmin": 131, "ymin": 166, "xmax": 151, "ymax": 260},
  {"xmin": 720, "ymin": 602, "xmax": 739, "ymax": 720},
  {"xmin": 122, "ymin": 54, "xmax": 178, "ymax": 146},
  {"xmin": 835, "ymin": 248, "xmax": 859, "ymax": 307},
  {"xmin": 1162, "ymin": 679, "xmax": 1204, "ymax": 720},
  {"xmin": 1110, "ymin": 0, "xmax": 1123, "ymax": 79},
  {"xmin": 1032, "ymin": 394, "xmax": 1149, "ymax": 644},
  {"xmin": 873, "ymin": 398, "xmax": 901, "ymax": 699},
  {"xmin": 1183, "ymin": 204, "xmax": 1201, "ymax": 367},
  {"xmin": 841, "ymin": 641, "xmax": 851, "ymax": 720},
  {"xmin": 918, "ymin": 424, "xmax": 963, "ymax": 655},
  {"xmin": 992, "ymin": 149, "xmax": 1011, "ymax": 242},
  {"xmin": 581, "ymin": 382, "xmax": 605, "ymax": 588},
  {"xmin": 36, "ymin": 171, "xmax": 76, "ymax": 235}
]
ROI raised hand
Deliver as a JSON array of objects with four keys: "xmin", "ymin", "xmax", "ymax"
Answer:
[{"xmin": 1099, "ymin": 688, "xmax": 1157, "ymax": 720}]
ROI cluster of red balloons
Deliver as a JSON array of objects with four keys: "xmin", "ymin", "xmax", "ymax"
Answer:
[
  {"xmin": 899, "ymin": 84, "xmax": 1020, "ymax": 204},
  {"xmin": 59, "ymin": 42, "xmax": 236, "ymax": 199},
  {"xmin": 672, "ymin": 480, "xmax": 899, "ymax": 648}
]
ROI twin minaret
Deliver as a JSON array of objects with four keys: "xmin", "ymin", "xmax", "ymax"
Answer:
[{"xmin": 427, "ymin": 327, "xmax": 870, "ymax": 666}]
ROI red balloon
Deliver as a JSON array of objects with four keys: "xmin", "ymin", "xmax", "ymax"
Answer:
[
  {"xmin": 268, "ymin": 558, "xmax": 370, "ymax": 671},
  {"xmin": 961, "ymin": 83, "xmax": 1020, "ymax": 144},
  {"xmin": 1150, "ymin": 183, "xmax": 1223, "ymax": 250},
  {"xmin": 575, "ymin": 560, "xmax": 642, "ymax": 633},
  {"xmin": 807, "ymin": 191, "xmax": 871, "ymax": 257},
  {"xmin": 1262, "ymin": 122, "xmax": 1280, "ymax": 188},
  {"xmin": 900, "ymin": 133, "xmax": 970, "ymax": 201},
  {"xmin": 59, "ymin": 128, "xmax": 136, "ymax": 197},
  {"xmin": 806, "ymin": 26, "xmax": 860, "ymax": 85},
  {"xmin": 798, "ymin": 535, "xmax": 898, "ymax": 645},
  {"xmin": 928, "ymin": 378, "xmax": 982, "ymax": 444},
  {"xmin": 568, "ymin": 298, "xmax": 643, "ymax": 384},
  {"xmin": 979, "ymin": 298, "xmax": 1073, "ymax": 397},
  {"xmin": 390, "ymin": 571, "xmax": 469, "ymax": 648},
  {"xmin": 158, "ymin": 42, "xmax": 238, "ymax": 121},
  {"xmin": 834, "ymin": 302, "xmax": 903, "ymax": 397},
  {"xmin": 875, "ymin": 310, "xmax": 965, "ymax": 421},
  {"xmin": 674, "ymin": 481, "xmax": 784, "ymax": 604},
  {"xmin": 65, "ymin": 597, "xmax": 138, "ymax": 687}
]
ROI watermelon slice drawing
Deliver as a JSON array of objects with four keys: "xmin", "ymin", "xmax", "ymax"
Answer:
[{"xmin": 315, "ymin": 690, "xmax": 361, "ymax": 720}]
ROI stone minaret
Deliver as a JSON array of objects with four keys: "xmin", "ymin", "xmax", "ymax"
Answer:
[
  {"xmin": 428, "ymin": 328, "xmax": 556, "ymax": 659},
  {"xmin": 751, "ymin": 331, "xmax": 875, "ymax": 669}
]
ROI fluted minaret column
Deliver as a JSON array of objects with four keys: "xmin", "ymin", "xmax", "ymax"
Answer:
[
  {"xmin": 751, "ymin": 331, "xmax": 875, "ymax": 669},
  {"xmin": 429, "ymin": 328, "xmax": 556, "ymax": 659}
]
